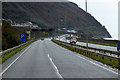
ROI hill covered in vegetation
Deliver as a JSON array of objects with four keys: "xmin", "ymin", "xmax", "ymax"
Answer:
[{"xmin": 2, "ymin": 2, "xmax": 112, "ymax": 38}]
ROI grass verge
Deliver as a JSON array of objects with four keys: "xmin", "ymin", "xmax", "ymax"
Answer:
[
  {"xmin": 52, "ymin": 40, "xmax": 120, "ymax": 70},
  {"xmin": 78, "ymin": 40, "xmax": 117, "ymax": 47},
  {"xmin": 0, "ymin": 41, "xmax": 34, "ymax": 64}
]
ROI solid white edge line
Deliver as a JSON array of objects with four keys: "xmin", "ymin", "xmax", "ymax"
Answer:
[
  {"xmin": 48, "ymin": 54, "xmax": 64, "ymax": 79},
  {"xmin": 0, "ymin": 45, "xmax": 31, "ymax": 76},
  {"xmin": 77, "ymin": 55, "xmax": 119, "ymax": 75}
]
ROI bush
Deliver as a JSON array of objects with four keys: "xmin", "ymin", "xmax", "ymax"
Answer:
[{"xmin": 2, "ymin": 21, "xmax": 28, "ymax": 50}]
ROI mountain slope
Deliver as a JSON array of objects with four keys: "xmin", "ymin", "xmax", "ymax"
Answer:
[{"xmin": 2, "ymin": 2, "xmax": 112, "ymax": 38}]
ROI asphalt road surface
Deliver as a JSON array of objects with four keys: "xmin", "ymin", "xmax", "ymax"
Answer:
[
  {"xmin": 76, "ymin": 42, "xmax": 117, "ymax": 52},
  {"xmin": 58, "ymin": 38, "xmax": 117, "ymax": 52},
  {"xmin": 2, "ymin": 40, "xmax": 118, "ymax": 78}
]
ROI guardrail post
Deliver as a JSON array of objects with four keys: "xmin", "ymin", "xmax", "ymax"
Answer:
[
  {"xmin": 102, "ymin": 56, "xmax": 104, "ymax": 59},
  {"xmin": 118, "ymin": 52, "xmax": 120, "ymax": 57},
  {"xmin": 110, "ymin": 52, "xmax": 112, "ymax": 55},
  {"xmin": 110, "ymin": 58, "xmax": 112, "ymax": 61},
  {"xmin": 96, "ymin": 54, "xmax": 98, "ymax": 57}
]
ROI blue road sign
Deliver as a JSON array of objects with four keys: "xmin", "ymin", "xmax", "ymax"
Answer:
[
  {"xmin": 20, "ymin": 34, "xmax": 25, "ymax": 42},
  {"xmin": 117, "ymin": 41, "xmax": 120, "ymax": 51}
]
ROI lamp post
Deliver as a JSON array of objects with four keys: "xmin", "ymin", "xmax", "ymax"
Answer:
[
  {"xmin": 65, "ymin": 15, "xmax": 67, "ymax": 43},
  {"xmin": 85, "ymin": 0, "xmax": 88, "ymax": 52},
  {"xmin": 85, "ymin": 0, "xmax": 87, "ymax": 12}
]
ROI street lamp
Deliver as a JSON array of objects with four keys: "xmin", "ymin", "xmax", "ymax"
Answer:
[
  {"xmin": 85, "ymin": 0, "xmax": 88, "ymax": 52},
  {"xmin": 85, "ymin": 0, "xmax": 87, "ymax": 12}
]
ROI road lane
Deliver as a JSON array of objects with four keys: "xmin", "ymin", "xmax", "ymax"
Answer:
[
  {"xmin": 77, "ymin": 42, "xmax": 117, "ymax": 52},
  {"xmin": 43, "ymin": 40, "xmax": 118, "ymax": 78},
  {"xmin": 57, "ymin": 38, "xmax": 117, "ymax": 52},
  {"xmin": 3, "ymin": 40, "xmax": 59, "ymax": 78},
  {"xmin": 2, "ymin": 40, "xmax": 118, "ymax": 78}
]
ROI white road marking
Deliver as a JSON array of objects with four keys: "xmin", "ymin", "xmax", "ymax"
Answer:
[
  {"xmin": 0, "ymin": 45, "xmax": 31, "ymax": 76},
  {"xmin": 48, "ymin": 54, "xmax": 64, "ymax": 79},
  {"xmin": 77, "ymin": 55, "xmax": 119, "ymax": 75}
]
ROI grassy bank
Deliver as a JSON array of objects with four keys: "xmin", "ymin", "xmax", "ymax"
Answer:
[
  {"xmin": 78, "ymin": 40, "xmax": 117, "ymax": 47},
  {"xmin": 0, "ymin": 41, "xmax": 34, "ymax": 64},
  {"xmin": 52, "ymin": 40, "xmax": 119, "ymax": 69}
]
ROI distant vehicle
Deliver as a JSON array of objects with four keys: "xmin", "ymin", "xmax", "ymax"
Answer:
[
  {"xmin": 41, "ymin": 38, "xmax": 44, "ymax": 40},
  {"xmin": 117, "ymin": 41, "xmax": 120, "ymax": 51},
  {"xmin": 70, "ymin": 38, "xmax": 77, "ymax": 44}
]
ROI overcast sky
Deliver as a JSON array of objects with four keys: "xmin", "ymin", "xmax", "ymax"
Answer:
[{"xmin": 69, "ymin": 0, "xmax": 119, "ymax": 39}]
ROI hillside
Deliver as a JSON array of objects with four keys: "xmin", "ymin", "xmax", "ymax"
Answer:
[{"xmin": 2, "ymin": 2, "xmax": 112, "ymax": 38}]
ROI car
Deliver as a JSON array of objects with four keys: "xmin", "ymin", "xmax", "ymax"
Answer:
[
  {"xmin": 41, "ymin": 38, "xmax": 44, "ymax": 40},
  {"xmin": 70, "ymin": 38, "xmax": 77, "ymax": 44}
]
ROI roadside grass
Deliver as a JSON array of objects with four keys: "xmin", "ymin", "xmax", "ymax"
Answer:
[
  {"xmin": 52, "ymin": 40, "xmax": 120, "ymax": 70},
  {"xmin": 0, "ymin": 41, "xmax": 34, "ymax": 64},
  {"xmin": 78, "ymin": 40, "xmax": 117, "ymax": 47}
]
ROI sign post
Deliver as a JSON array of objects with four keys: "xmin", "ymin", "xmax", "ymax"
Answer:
[
  {"xmin": 20, "ymin": 34, "xmax": 25, "ymax": 42},
  {"xmin": 26, "ymin": 31, "xmax": 30, "ymax": 40}
]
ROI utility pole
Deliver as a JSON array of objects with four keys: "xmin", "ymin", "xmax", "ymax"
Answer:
[
  {"xmin": 85, "ymin": 0, "xmax": 87, "ymax": 12},
  {"xmin": 85, "ymin": 0, "xmax": 88, "ymax": 52},
  {"xmin": 65, "ymin": 15, "xmax": 67, "ymax": 43}
]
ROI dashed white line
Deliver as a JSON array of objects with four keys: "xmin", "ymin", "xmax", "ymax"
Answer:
[
  {"xmin": 77, "ymin": 55, "xmax": 119, "ymax": 75},
  {"xmin": 0, "ymin": 45, "xmax": 31, "ymax": 76},
  {"xmin": 48, "ymin": 54, "xmax": 64, "ymax": 79}
]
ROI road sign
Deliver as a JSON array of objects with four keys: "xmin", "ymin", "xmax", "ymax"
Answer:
[
  {"xmin": 20, "ymin": 34, "xmax": 25, "ymax": 42},
  {"xmin": 117, "ymin": 41, "xmax": 120, "ymax": 51}
]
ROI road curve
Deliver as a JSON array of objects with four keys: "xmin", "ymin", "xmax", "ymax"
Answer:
[{"xmin": 2, "ymin": 40, "xmax": 118, "ymax": 78}]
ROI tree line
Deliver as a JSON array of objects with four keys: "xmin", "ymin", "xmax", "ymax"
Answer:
[{"xmin": 2, "ymin": 21, "xmax": 28, "ymax": 51}]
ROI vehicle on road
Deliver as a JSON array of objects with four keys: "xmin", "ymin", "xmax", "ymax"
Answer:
[
  {"xmin": 41, "ymin": 38, "xmax": 44, "ymax": 40},
  {"xmin": 70, "ymin": 38, "xmax": 77, "ymax": 44}
]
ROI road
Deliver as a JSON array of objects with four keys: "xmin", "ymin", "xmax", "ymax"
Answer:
[
  {"xmin": 57, "ymin": 37, "xmax": 117, "ymax": 52},
  {"xmin": 76, "ymin": 42, "xmax": 117, "ymax": 52},
  {"xmin": 2, "ymin": 40, "xmax": 118, "ymax": 78}
]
